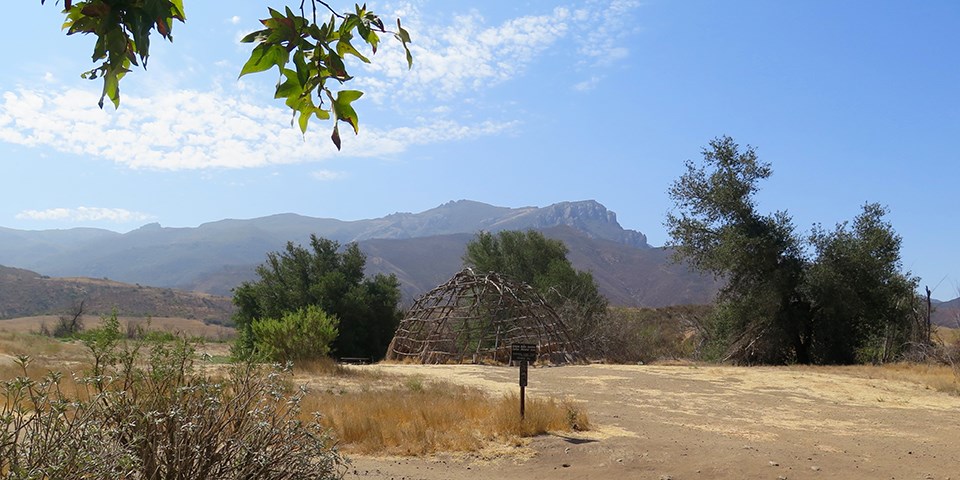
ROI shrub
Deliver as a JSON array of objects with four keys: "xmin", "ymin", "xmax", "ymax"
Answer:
[
  {"xmin": 0, "ymin": 319, "xmax": 345, "ymax": 480},
  {"xmin": 596, "ymin": 306, "xmax": 709, "ymax": 363},
  {"xmin": 250, "ymin": 305, "xmax": 339, "ymax": 363}
]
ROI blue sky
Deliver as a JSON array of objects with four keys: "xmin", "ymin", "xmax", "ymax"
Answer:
[{"xmin": 1, "ymin": 1, "xmax": 958, "ymax": 299}]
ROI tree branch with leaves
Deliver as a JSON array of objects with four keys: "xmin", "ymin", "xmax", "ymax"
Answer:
[{"xmin": 41, "ymin": 0, "xmax": 412, "ymax": 149}]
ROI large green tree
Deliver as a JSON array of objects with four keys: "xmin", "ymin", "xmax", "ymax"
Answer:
[
  {"xmin": 233, "ymin": 235, "xmax": 402, "ymax": 360},
  {"xmin": 463, "ymin": 230, "xmax": 608, "ymax": 345},
  {"xmin": 666, "ymin": 136, "xmax": 921, "ymax": 364},
  {"xmin": 40, "ymin": 0, "xmax": 412, "ymax": 149},
  {"xmin": 666, "ymin": 136, "xmax": 810, "ymax": 364}
]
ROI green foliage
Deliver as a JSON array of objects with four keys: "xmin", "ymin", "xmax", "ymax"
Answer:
[
  {"xmin": 667, "ymin": 136, "xmax": 923, "ymax": 365},
  {"xmin": 805, "ymin": 203, "xmax": 923, "ymax": 363},
  {"xmin": 42, "ymin": 1, "xmax": 413, "ymax": 149},
  {"xmin": 251, "ymin": 305, "xmax": 339, "ymax": 362},
  {"xmin": 463, "ymin": 230, "xmax": 608, "ymax": 349},
  {"xmin": 233, "ymin": 234, "xmax": 402, "ymax": 360},
  {"xmin": 1, "ymin": 339, "xmax": 345, "ymax": 479},
  {"xmin": 41, "ymin": 0, "xmax": 186, "ymax": 108}
]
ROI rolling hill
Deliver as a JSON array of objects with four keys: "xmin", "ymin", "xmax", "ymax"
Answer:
[{"xmin": 0, "ymin": 265, "xmax": 234, "ymax": 322}]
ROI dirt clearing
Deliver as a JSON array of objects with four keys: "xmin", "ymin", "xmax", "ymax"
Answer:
[{"xmin": 344, "ymin": 363, "xmax": 960, "ymax": 480}]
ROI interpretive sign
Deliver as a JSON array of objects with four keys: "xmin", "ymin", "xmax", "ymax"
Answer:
[
  {"xmin": 511, "ymin": 343, "xmax": 537, "ymax": 363},
  {"xmin": 511, "ymin": 343, "xmax": 537, "ymax": 418}
]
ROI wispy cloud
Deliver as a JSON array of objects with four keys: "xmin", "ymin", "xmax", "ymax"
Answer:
[
  {"xmin": 576, "ymin": 0, "xmax": 641, "ymax": 67},
  {"xmin": 0, "ymin": 87, "xmax": 514, "ymax": 170},
  {"xmin": 356, "ymin": 1, "xmax": 642, "ymax": 101},
  {"xmin": 0, "ymin": 2, "xmax": 638, "ymax": 171},
  {"xmin": 311, "ymin": 170, "xmax": 346, "ymax": 181},
  {"xmin": 16, "ymin": 207, "xmax": 154, "ymax": 223},
  {"xmin": 574, "ymin": 75, "xmax": 604, "ymax": 91}
]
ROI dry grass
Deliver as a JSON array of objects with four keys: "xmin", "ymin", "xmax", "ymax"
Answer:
[
  {"xmin": 792, "ymin": 362, "xmax": 960, "ymax": 396},
  {"xmin": 304, "ymin": 381, "xmax": 588, "ymax": 456},
  {"xmin": 0, "ymin": 315, "xmax": 235, "ymax": 341},
  {"xmin": 935, "ymin": 326, "xmax": 960, "ymax": 345}
]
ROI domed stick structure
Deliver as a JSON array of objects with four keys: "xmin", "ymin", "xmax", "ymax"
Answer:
[{"xmin": 386, "ymin": 268, "xmax": 583, "ymax": 364}]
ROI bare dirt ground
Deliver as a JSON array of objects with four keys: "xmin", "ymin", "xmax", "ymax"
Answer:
[{"xmin": 344, "ymin": 364, "xmax": 960, "ymax": 480}]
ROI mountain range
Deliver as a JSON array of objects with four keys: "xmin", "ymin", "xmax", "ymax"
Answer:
[
  {"xmin": 1, "ymin": 199, "xmax": 957, "ymax": 326},
  {"xmin": 0, "ymin": 199, "xmax": 700, "ymax": 311}
]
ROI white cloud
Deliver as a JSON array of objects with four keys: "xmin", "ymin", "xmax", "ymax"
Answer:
[
  {"xmin": 577, "ymin": 0, "xmax": 641, "ymax": 66},
  {"xmin": 355, "ymin": 1, "xmax": 641, "ymax": 102},
  {"xmin": 16, "ymin": 207, "xmax": 154, "ymax": 223},
  {"xmin": 229, "ymin": 16, "xmax": 241, "ymax": 25},
  {"xmin": 357, "ymin": 7, "xmax": 570, "ymax": 100},
  {"xmin": 311, "ymin": 170, "xmax": 346, "ymax": 181},
  {"xmin": 574, "ymin": 75, "xmax": 603, "ymax": 91},
  {"xmin": 0, "ymin": 87, "xmax": 514, "ymax": 170}
]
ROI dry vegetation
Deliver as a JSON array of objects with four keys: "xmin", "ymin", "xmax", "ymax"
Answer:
[
  {"xmin": 0, "ymin": 315, "xmax": 235, "ymax": 341},
  {"xmin": 305, "ymin": 380, "xmax": 588, "ymax": 456},
  {"xmin": 1, "ymin": 332, "xmax": 589, "ymax": 469},
  {"xmin": 788, "ymin": 362, "xmax": 960, "ymax": 396}
]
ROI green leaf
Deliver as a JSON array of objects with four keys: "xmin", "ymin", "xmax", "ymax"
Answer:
[
  {"xmin": 240, "ymin": 29, "xmax": 269, "ymax": 43},
  {"xmin": 336, "ymin": 37, "xmax": 370, "ymax": 63},
  {"xmin": 275, "ymin": 69, "xmax": 302, "ymax": 99},
  {"xmin": 100, "ymin": 69, "xmax": 120, "ymax": 109},
  {"xmin": 396, "ymin": 19, "xmax": 411, "ymax": 43},
  {"xmin": 293, "ymin": 50, "xmax": 310, "ymax": 87},
  {"xmin": 297, "ymin": 109, "xmax": 311, "ymax": 134},
  {"xmin": 170, "ymin": 0, "xmax": 186, "ymax": 20},
  {"xmin": 239, "ymin": 43, "xmax": 288, "ymax": 78},
  {"xmin": 333, "ymin": 90, "xmax": 363, "ymax": 134},
  {"xmin": 397, "ymin": 19, "xmax": 413, "ymax": 68}
]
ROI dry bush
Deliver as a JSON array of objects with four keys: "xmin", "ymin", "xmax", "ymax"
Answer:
[
  {"xmin": 0, "ymin": 317, "xmax": 345, "ymax": 480},
  {"xmin": 595, "ymin": 305, "xmax": 711, "ymax": 363},
  {"xmin": 294, "ymin": 356, "xmax": 349, "ymax": 376},
  {"xmin": 306, "ymin": 381, "xmax": 588, "ymax": 456}
]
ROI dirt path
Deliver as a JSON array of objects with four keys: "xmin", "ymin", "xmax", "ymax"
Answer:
[{"xmin": 344, "ymin": 364, "xmax": 960, "ymax": 480}]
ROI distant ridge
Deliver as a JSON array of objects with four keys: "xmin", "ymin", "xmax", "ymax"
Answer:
[
  {"xmin": 0, "ymin": 200, "xmax": 719, "ymax": 308},
  {"xmin": 0, "ymin": 265, "xmax": 233, "ymax": 322}
]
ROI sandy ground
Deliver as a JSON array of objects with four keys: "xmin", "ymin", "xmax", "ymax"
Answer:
[{"xmin": 343, "ymin": 363, "xmax": 960, "ymax": 480}]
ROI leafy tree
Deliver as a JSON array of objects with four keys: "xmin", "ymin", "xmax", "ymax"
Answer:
[
  {"xmin": 39, "ymin": 0, "xmax": 412, "ymax": 149},
  {"xmin": 463, "ymin": 230, "xmax": 608, "ymax": 345},
  {"xmin": 251, "ymin": 305, "xmax": 339, "ymax": 363},
  {"xmin": 667, "ymin": 136, "xmax": 922, "ymax": 365},
  {"xmin": 666, "ymin": 136, "xmax": 810, "ymax": 364},
  {"xmin": 233, "ymin": 235, "xmax": 402, "ymax": 360},
  {"xmin": 805, "ymin": 203, "xmax": 922, "ymax": 363}
]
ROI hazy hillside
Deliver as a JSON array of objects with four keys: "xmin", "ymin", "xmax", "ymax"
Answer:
[
  {"xmin": 0, "ymin": 265, "xmax": 234, "ymax": 322},
  {"xmin": 358, "ymin": 227, "xmax": 716, "ymax": 307},
  {"xmin": 932, "ymin": 297, "xmax": 960, "ymax": 328},
  {"xmin": 0, "ymin": 200, "xmax": 649, "ymax": 293}
]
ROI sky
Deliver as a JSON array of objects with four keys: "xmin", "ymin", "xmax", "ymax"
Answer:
[{"xmin": 1, "ymin": 1, "xmax": 958, "ymax": 299}]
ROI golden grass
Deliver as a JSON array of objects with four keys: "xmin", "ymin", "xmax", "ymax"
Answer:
[
  {"xmin": 0, "ymin": 332, "xmax": 72, "ymax": 359},
  {"xmin": 0, "ymin": 316, "xmax": 235, "ymax": 341},
  {"xmin": 792, "ymin": 362, "xmax": 960, "ymax": 396},
  {"xmin": 935, "ymin": 325, "xmax": 960, "ymax": 344},
  {"xmin": 304, "ymin": 381, "xmax": 588, "ymax": 456}
]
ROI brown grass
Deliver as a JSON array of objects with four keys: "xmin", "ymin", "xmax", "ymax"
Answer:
[
  {"xmin": 0, "ymin": 316, "xmax": 235, "ymax": 341},
  {"xmin": 792, "ymin": 362, "xmax": 960, "ymax": 396},
  {"xmin": 304, "ymin": 381, "xmax": 588, "ymax": 456}
]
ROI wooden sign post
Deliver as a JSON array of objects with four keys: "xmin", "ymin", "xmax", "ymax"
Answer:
[{"xmin": 511, "ymin": 343, "xmax": 537, "ymax": 419}]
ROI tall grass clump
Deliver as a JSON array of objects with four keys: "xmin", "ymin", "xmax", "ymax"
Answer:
[
  {"xmin": 0, "ymin": 314, "xmax": 345, "ymax": 480},
  {"xmin": 307, "ymin": 381, "xmax": 588, "ymax": 455}
]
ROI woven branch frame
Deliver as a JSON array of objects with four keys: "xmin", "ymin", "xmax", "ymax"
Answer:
[{"xmin": 386, "ymin": 268, "xmax": 583, "ymax": 364}]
